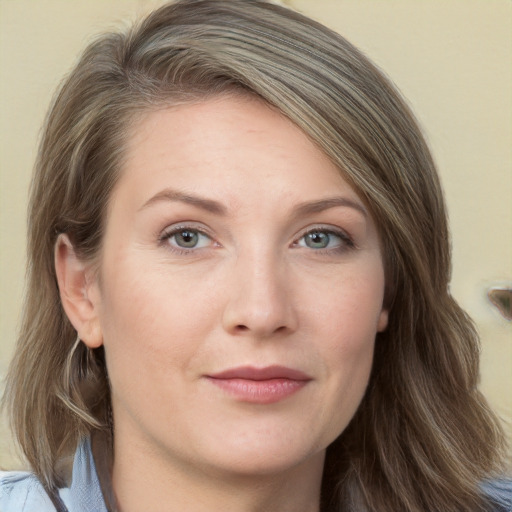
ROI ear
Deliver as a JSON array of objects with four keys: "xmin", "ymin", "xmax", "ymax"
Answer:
[
  {"xmin": 54, "ymin": 234, "xmax": 103, "ymax": 348},
  {"xmin": 377, "ymin": 308, "xmax": 389, "ymax": 332}
]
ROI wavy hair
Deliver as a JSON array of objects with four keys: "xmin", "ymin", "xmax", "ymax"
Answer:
[{"xmin": 3, "ymin": 0, "xmax": 507, "ymax": 510}]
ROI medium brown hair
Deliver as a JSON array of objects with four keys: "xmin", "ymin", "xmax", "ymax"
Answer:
[{"xmin": 3, "ymin": 0, "xmax": 507, "ymax": 510}]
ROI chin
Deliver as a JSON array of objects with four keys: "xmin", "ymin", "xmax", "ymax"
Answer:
[{"xmin": 193, "ymin": 429, "xmax": 328, "ymax": 478}]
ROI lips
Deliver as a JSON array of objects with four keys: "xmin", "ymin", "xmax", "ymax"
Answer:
[{"xmin": 206, "ymin": 365, "xmax": 311, "ymax": 404}]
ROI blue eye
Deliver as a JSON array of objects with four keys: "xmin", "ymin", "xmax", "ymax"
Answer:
[
  {"xmin": 163, "ymin": 228, "xmax": 211, "ymax": 250},
  {"xmin": 304, "ymin": 231, "xmax": 332, "ymax": 249},
  {"xmin": 297, "ymin": 229, "xmax": 350, "ymax": 250}
]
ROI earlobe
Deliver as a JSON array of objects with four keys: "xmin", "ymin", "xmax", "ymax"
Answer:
[
  {"xmin": 54, "ymin": 234, "xmax": 103, "ymax": 348},
  {"xmin": 377, "ymin": 308, "xmax": 389, "ymax": 332}
]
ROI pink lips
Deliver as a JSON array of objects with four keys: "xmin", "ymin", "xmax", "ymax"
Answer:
[{"xmin": 206, "ymin": 365, "xmax": 311, "ymax": 404}]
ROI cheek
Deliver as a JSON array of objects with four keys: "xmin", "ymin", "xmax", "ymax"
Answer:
[
  {"xmin": 316, "ymin": 318, "xmax": 376, "ymax": 443},
  {"xmin": 304, "ymin": 266, "xmax": 384, "ymax": 427},
  {"xmin": 307, "ymin": 264, "xmax": 386, "ymax": 344},
  {"xmin": 96, "ymin": 259, "xmax": 222, "ymax": 378},
  {"xmin": 320, "ymin": 303, "xmax": 376, "ymax": 395}
]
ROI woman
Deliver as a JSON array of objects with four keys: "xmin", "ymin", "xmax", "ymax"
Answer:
[{"xmin": 1, "ymin": 0, "xmax": 510, "ymax": 510}]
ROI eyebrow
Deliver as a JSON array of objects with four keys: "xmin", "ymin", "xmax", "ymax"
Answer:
[
  {"xmin": 293, "ymin": 197, "xmax": 367, "ymax": 218},
  {"xmin": 139, "ymin": 189, "xmax": 227, "ymax": 215},
  {"xmin": 139, "ymin": 188, "xmax": 367, "ymax": 218}
]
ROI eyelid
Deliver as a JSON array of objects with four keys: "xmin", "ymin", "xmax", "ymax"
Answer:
[
  {"xmin": 158, "ymin": 223, "xmax": 216, "ymax": 252},
  {"xmin": 293, "ymin": 225, "xmax": 355, "ymax": 250},
  {"xmin": 157, "ymin": 222, "xmax": 355, "ymax": 255}
]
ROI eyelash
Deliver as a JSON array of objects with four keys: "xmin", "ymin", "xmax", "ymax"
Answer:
[
  {"xmin": 293, "ymin": 226, "xmax": 355, "ymax": 253},
  {"xmin": 158, "ymin": 225, "xmax": 355, "ymax": 255},
  {"xmin": 158, "ymin": 225, "xmax": 215, "ymax": 255}
]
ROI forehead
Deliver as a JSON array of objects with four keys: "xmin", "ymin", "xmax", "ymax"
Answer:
[{"xmin": 118, "ymin": 95, "xmax": 361, "ymax": 208}]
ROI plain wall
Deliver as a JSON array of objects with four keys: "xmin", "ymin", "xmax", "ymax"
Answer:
[{"xmin": 1, "ymin": 0, "xmax": 510, "ymax": 468}]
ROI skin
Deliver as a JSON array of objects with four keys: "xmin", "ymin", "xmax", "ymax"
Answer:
[{"xmin": 56, "ymin": 94, "xmax": 388, "ymax": 512}]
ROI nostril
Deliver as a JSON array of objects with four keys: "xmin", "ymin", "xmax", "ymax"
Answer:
[{"xmin": 233, "ymin": 324, "xmax": 289, "ymax": 335}]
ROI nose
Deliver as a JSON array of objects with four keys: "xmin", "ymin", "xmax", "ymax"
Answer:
[{"xmin": 221, "ymin": 250, "xmax": 298, "ymax": 339}]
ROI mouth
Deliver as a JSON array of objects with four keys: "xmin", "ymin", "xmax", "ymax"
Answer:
[{"xmin": 205, "ymin": 365, "xmax": 312, "ymax": 404}]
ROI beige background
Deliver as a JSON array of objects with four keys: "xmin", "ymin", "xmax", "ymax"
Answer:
[{"xmin": 1, "ymin": 0, "xmax": 511, "ymax": 468}]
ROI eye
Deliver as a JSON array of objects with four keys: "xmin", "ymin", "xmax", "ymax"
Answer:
[
  {"xmin": 296, "ymin": 228, "xmax": 353, "ymax": 251},
  {"xmin": 161, "ymin": 227, "xmax": 212, "ymax": 250},
  {"xmin": 303, "ymin": 231, "xmax": 333, "ymax": 249}
]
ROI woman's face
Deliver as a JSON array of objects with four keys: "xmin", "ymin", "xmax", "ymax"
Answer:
[{"xmin": 86, "ymin": 95, "xmax": 388, "ymax": 478}]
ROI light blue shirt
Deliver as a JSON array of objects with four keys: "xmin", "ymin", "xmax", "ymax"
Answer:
[
  {"xmin": 0, "ymin": 438, "xmax": 106, "ymax": 512},
  {"xmin": 1, "ymin": 438, "xmax": 511, "ymax": 511}
]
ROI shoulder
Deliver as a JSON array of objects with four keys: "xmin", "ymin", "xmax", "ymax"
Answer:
[
  {"xmin": 0, "ymin": 470, "xmax": 57, "ymax": 511},
  {"xmin": 0, "ymin": 438, "xmax": 106, "ymax": 512},
  {"xmin": 482, "ymin": 478, "xmax": 512, "ymax": 512}
]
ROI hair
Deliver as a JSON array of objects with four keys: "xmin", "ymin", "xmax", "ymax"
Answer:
[{"xmin": 3, "ymin": 0, "xmax": 507, "ymax": 510}]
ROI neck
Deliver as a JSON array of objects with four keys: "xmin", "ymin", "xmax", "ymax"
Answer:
[{"xmin": 106, "ymin": 429, "xmax": 325, "ymax": 512}]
